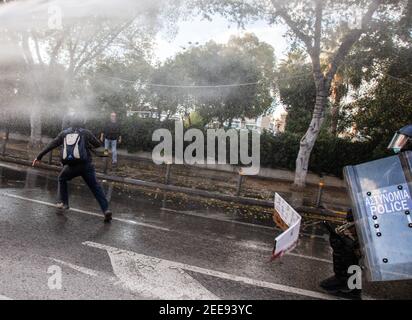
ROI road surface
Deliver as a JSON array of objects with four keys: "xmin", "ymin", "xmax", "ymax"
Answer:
[{"xmin": 0, "ymin": 162, "xmax": 411, "ymax": 300}]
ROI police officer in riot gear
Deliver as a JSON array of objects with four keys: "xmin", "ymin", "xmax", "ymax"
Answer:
[
  {"xmin": 319, "ymin": 124, "xmax": 412, "ymax": 298},
  {"xmin": 320, "ymin": 210, "xmax": 361, "ymax": 298}
]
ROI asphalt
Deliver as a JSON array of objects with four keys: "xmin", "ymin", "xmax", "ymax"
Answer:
[{"xmin": 0, "ymin": 162, "xmax": 411, "ymax": 300}]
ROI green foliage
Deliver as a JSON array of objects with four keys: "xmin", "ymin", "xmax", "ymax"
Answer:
[
  {"xmin": 260, "ymin": 131, "xmax": 300, "ymax": 170},
  {"xmin": 308, "ymin": 135, "xmax": 381, "ymax": 177},
  {"xmin": 3, "ymin": 114, "xmax": 386, "ymax": 177},
  {"xmin": 185, "ymin": 111, "xmax": 206, "ymax": 128},
  {"xmin": 259, "ymin": 131, "xmax": 381, "ymax": 177},
  {"xmin": 342, "ymin": 47, "xmax": 412, "ymax": 149},
  {"xmin": 159, "ymin": 33, "xmax": 276, "ymax": 125},
  {"xmin": 88, "ymin": 56, "xmax": 153, "ymax": 118},
  {"xmin": 86, "ymin": 33, "xmax": 276, "ymax": 127},
  {"xmin": 121, "ymin": 116, "xmax": 176, "ymax": 153},
  {"xmin": 276, "ymin": 51, "xmax": 316, "ymax": 135}
]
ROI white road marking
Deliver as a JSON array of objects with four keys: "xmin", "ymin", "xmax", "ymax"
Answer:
[
  {"xmin": 84, "ymin": 241, "xmax": 219, "ymax": 300},
  {"xmin": 237, "ymin": 240, "xmax": 333, "ymax": 263},
  {"xmin": 51, "ymin": 258, "xmax": 99, "ymax": 277},
  {"xmin": 161, "ymin": 207, "xmax": 329, "ymax": 241},
  {"xmin": 0, "ymin": 192, "xmax": 170, "ymax": 232},
  {"xmin": 287, "ymin": 252, "xmax": 332, "ymax": 264},
  {"xmin": 0, "ymin": 294, "xmax": 12, "ymax": 300},
  {"xmin": 1, "ymin": 192, "xmax": 333, "ymax": 265},
  {"xmin": 161, "ymin": 207, "xmax": 275, "ymax": 230},
  {"xmin": 84, "ymin": 241, "xmax": 342, "ymax": 300}
]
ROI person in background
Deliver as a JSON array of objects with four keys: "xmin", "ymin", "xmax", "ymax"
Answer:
[{"xmin": 101, "ymin": 112, "xmax": 122, "ymax": 167}]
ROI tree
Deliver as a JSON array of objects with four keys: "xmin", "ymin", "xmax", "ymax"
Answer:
[
  {"xmin": 193, "ymin": 0, "xmax": 405, "ymax": 186},
  {"xmin": 0, "ymin": 0, "xmax": 182, "ymax": 149},
  {"xmin": 88, "ymin": 54, "xmax": 153, "ymax": 119},
  {"xmin": 146, "ymin": 60, "xmax": 189, "ymax": 121},
  {"xmin": 333, "ymin": 0, "xmax": 411, "ymax": 139},
  {"xmin": 166, "ymin": 33, "xmax": 275, "ymax": 126},
  {"xmin": 342, "ymin": 47, "xmax": 412, "ymax": 154},
  {"xmin": 276, "ymin": 50, "xmax": 316, "ymax": 136},
  {"xmin": 15, "ymin": 18, "xmax": 138, "ymax": 149}
]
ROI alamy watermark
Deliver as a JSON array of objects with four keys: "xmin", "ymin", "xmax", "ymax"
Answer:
[
  {"xmin": 347, "ymin": 6, "xmax": 364, "ymax": 30},
  {"xmin": 47, "ymin": 265, "xmax": 62, "ymax": 290},
  {"xmin": 48, "ymin": 4, "xmax": 63, "ymax": 30},
  {"xmin": 347, "ymin": 265, "xmax": 362, "ymax": 290},
  {"xmin": 152, "ymin": 121, "xmax": 260, "ymax": 175}
]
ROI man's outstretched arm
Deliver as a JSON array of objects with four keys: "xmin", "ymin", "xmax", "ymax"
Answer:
[
  {"xmin": 32, "ymin": 132, "xmax": 65, "ymax": 166},
  {"xmin": 86, "ymin": 130, "xmax": 102, "ymax": 149}
]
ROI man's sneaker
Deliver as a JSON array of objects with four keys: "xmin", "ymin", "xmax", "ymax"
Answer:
[
  {"xmin": 56, "ymin": 203, "xmax": 69, "ymax": 210},
  {"xmin": 104, "ymin": 210, "xmax": 112, "ymax": 223}
]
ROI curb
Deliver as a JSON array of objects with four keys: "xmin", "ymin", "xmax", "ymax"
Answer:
[{"xmin": 0, "ymin": 155, "xmax": 345, "ymax": 220}]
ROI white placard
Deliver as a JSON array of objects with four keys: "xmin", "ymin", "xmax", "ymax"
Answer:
[{"xmin": 273, "ymin": 193, "xmax": 302, "ymax": 257}]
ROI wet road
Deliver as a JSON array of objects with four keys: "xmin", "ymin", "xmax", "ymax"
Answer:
[{"xmin": 0, "ymin": 162, "xmax": 411, "ymax": 300}]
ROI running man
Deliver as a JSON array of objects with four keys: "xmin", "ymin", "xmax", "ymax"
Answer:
[{"xmin": 32, "ymin": 117, "xmax": 112, "ymax": 223}]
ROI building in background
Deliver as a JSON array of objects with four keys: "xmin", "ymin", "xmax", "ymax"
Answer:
[
  {"xmin": 224, "ymin": 112, "xmax": 287, "ymax": 135},
  {"xmin": 273, "ymin": 111, "xmax": 287, "ymax": 133},
  {"xmin": 127, "ymin": 107, "xmax": 288, "ymax": 135},
  {"xmin": 127, "ymin": 110, "xmax": 180, "ymax": 122}
]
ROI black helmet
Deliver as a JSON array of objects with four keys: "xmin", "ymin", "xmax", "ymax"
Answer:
[{"xmin": 388, "ymin": 124, "xmax": 412, "ymax": 153}]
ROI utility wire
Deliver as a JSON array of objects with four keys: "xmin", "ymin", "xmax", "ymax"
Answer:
[
  {"xmin": 98, "ymin": 72, "xmax": 313, "ymax": 88},
  {"xmin": 99, "ymin": 75, "xmax": 259, "ymax": 87},
  {"xmin": 386, "ymin": 74, "xmax": 412, "ymax": 87},
  {"xmin": 143, "ymin": 82, "xmax": 261, "ymax": 88},
  {"xmin": 99, "ymin": 72, "xmax": 412, "ymax": 88}
]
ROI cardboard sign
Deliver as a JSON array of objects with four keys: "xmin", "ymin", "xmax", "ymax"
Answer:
[{"xmin": 272, "ymin": 193, "xmax": 302, "ymax": 258}]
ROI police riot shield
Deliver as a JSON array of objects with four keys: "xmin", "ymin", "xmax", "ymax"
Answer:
[{"xmin": 344, "ymin": 151, "xmax": 412, "ymax": 282}]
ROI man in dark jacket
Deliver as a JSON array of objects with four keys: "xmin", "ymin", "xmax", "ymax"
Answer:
[
  {"xmin": 32, "ymin": 118, "xmax": 112, "ymax": 223},
  {"xmin": 100, "ymin": 112, "xmax": 122, "ymax": 166}
]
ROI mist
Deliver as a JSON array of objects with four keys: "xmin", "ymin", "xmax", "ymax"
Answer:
[
  {"xmin": 0, "ymin": 0, "xmax": 276, "ymax": 150},
  {"xmin": 0, "ymin": 0, "xmax": 185, "ymax": 137}
]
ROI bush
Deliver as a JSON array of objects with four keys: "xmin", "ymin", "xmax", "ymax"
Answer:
[
  {"xmin": 121, "ymin": 116, "xmax": 176, "ymax": 153},
  {"xmin": 309, "ymin": 136, "xmax": 378, "ymax": 177},
  {"xmin": 2, "ymin": 115, "xmax": 385, "ymax": 177},
  {"xmin": 260, "ymin": 132, "xmax": 385, "ymax": 177},
  {"xmin": 260, "ymin": 131, "xmax": 300, "ymax": 171}
]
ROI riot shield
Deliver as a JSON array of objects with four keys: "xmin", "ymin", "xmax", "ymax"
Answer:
[{"xmin": 344, "ymin": 151, "xmax": 412, "ymax": 282}]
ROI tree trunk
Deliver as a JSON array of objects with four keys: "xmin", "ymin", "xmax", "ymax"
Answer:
[
  {"xmin": 29, "ymin": 108, "xmax": 42, "ymax": 150},
  {"xmin": 279, "ymin": 0, "xmax": 381, "ymax": 188},
  {"xmin": 294, "ymin": 91, "xmax": 327, "ymax": 187},
  {"xmin": 329, "ymin": 102, "xmax": 340, "ymax": 136},
  {"xmin": 187, "ymin": 113, "xmax": 192, "ymax": 127},
  {"xmin": 329, "ymin": 74, "xmax": 344, "ymax": 136}
]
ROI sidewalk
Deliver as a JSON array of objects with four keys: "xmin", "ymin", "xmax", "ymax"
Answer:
[{"xmin": 1, "ymin": 137, "xmax": 351, "ymax": 220}]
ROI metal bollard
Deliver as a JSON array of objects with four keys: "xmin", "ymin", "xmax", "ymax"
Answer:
[
  {"xmin": 165, "ymin": 163, "xmax": 171, "ymax": 185},
  {"xmin": 47, "ymin": 150, "xmax": 53, "ymax": 165},
  {"xmin": 105, "ymin": 183, "xmax": 114, "ymax": 203},
  {"xmin": 236, "ymin": 170, "xmax": 244, "ymax": 196},
  {"xmin": 1, "ymin": 127, "xmax": 9, "ymax": 156},
  {"xmin": 316, "ymin": 176, "xmax": 325, "ymax": 208},
  {"xmin": 103, "ymin": 149, "xmax": 109, "ymax": 174}
]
